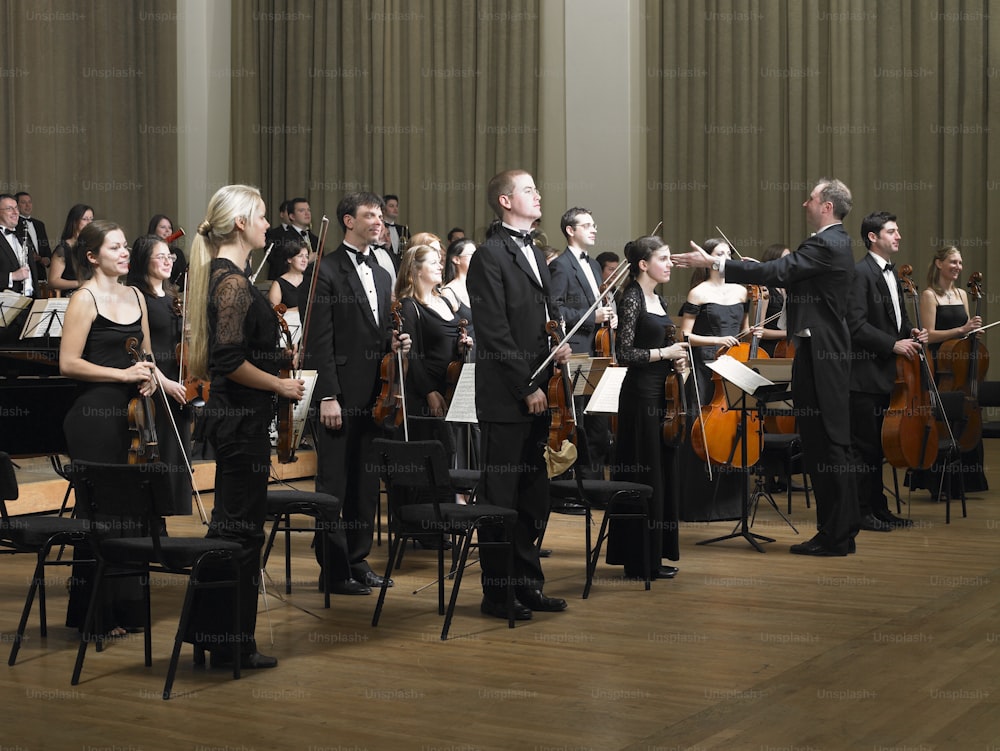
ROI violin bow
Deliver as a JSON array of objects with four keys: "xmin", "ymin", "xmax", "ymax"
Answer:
[
  {"xmin": 297, "ymin": 216, "xmax": 330, "ymax": 377},
  {"xmin": 714, "ymin": 226, "xmax": 746, "ymax": 260}
]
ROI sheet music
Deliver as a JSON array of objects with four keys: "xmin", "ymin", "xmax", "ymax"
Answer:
[
  {"xmin": 565, "ymin": 355, "xmax": 611, "ymax": 397},
  {"xmin": 0, "ymin": 291, "xmax": 32, "ymax": 327},
  {"xmin": 445, "ymin": 363, "xmax": 478, "ymax": 424},
  {"xmin": 291, "ymin": 369, "xmax": 318, "ymax": 447},
  {"xmin": 706, "ymin": 354, "xmax": 773, "ymax": 395},
  {"xmin": 585, "ymin": 366, "xmax": 628, "ymax": 414},
  {"xmin": 19, "ymin": 298, "xmax": 69, "ymax": 339},
  {"xmin": 282, "ymin": 308, "xmax": 303, "ymax": 347}
]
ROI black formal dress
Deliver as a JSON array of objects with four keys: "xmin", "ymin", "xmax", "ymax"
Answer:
[
  {"xmin": 143, "ymin": 291, "xmax": 192, "ymax": 515},
  {"xmin": 274, "ymin": 276, "xmax": 301, "ymax": 309},
  {"xmin": 676, "ymin": 300, "xmax": 745, "ymax": 522},
  {"xmin": 606, "ymin": 282, "xmax": 679, "ymax": 575},
  {"xmin": 399, "ymin": 296, "xmax": 464, "ymax": 420},
  {"xmin": 906, "ymin": 303, "xmax": 989, "ymax": 496},
  {"xmin": 63, "ymin": 288, "xmax": 145, "ymax": 631}
]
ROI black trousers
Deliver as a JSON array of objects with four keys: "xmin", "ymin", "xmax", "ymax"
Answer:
[
  {"xmin": 477, "ymin": 418, "xmax": 550, "ymax": 602},
  {"xmin": 850, "ymin": 390, "xmax": 892, "ymax": 517}
]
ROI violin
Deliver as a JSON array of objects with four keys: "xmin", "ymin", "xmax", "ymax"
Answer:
[
  {"xmin": 936, "ymin": 271, "xmax": 988, "ymax": 451},
  {"xmin": 661, "ymin": 324, "xmax": 688, "ymax": 447},
  {"xmin": 882, "ymin": 265, "xmax": 940, "ymax": 469},
  {"xmin": 125, "ymin": 336, "xmax": 160, "ymax": 464},
  {"xmin": 373, "ymin": 301, "xmax": 409, "ymax": 438},
  {"xmin": 691, "ymin": 286, "xmax": 764, "ymax": 467},
  {"xmin": 444, "ymin": 318, "xmax": 470, "ymax": 407},
  {"xmin": 545, "ymin": 320, "xmax": 576, "ymax": 452},
  {"xmin": 274, "ymin": 303, "xmax": 298, "ymax": 463}
]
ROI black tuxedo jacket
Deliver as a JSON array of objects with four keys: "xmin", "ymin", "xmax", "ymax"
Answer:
[
  {"xmin": 267, "ymin": 225, "xmax": 319, "ymax": 279},
  {"xmin": 0, "ymin": 232, "xmax": 39, "ymax": 296},
  {"xmin": 468, "ymin": 228, "xmax": 554, "ymax": 423},
  {"xmin": 549, "ymin": 248, "xmax": 603, "ymax": 354},
  {"xmin": 847, "ymin": 253, "xmax": 914, "ymax": 394},
  {"xmin": 723, "ymin": 223, "xmax": 855, "ymax": 445},
  {"xmin": 301, "ymin": 243, "xmax": 394, "ymax": 411}
]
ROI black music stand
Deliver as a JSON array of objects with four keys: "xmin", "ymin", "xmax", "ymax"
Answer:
[
  {"xmin": 696, "ymin": 357, "xmax": 781, "ymax": 552},
  {"xmin": 19, "ymin": 298, "xmax": 68, "ymax": 345}
]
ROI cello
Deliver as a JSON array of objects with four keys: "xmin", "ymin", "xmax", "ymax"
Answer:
[
  {"xmin": 936, "ymin": 271, "xmax": 988, "ymax": 451},
  {"xmin": 881, "ymin": 265, "xmax": 941, "ymax": 469}
]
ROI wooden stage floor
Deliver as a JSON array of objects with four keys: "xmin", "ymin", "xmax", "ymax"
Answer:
[{"xmin": 3, "ymin": 447, "xmax": 999, "ymax": 750}]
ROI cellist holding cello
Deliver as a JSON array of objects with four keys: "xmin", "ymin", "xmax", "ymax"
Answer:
[{"xmin": 910, "ymin": 246, "xmax": 988, "ymax": 499}]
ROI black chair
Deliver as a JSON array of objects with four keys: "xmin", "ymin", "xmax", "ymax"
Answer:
[
  {"xmin": 69, "ymin": 461, "xmax": 245, "ymax": 699},
  {"xmin": 546, "ymin": 476, "xmax": 653, "ymax": 598},
  {"xmin": 261, "ymin": 489, "xmax": 343, "ymax": 608},
  {"xmin": 759, "ymin": 433, "xmax": 812, "ymax": 514},
  {"xmin": 979, "ymin": 380, "xmax": 1000, "ymax": 439},
  {"xmin": 369, "ymin": 439, "xmax": 517, "ymax": 640},
  {"xmin": 933, "ymin": 390, "xmax": 969, "ymax": 523},
  {"xmin": 2, "ymin": 452, "xmax": 92, "ymax": 666}
]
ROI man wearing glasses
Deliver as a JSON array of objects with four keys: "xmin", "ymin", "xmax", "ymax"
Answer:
[{"xmin": 0, "ymin": 194, "xmax": 36, "ymax": 297}]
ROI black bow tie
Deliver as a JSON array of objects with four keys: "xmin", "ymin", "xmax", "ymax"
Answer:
[
  {"xmin": 510, "ymin": 229, "xmax": 533, "ymax": 247},
  {"xmin": 1, "ymin": 227, "xmax": 16, "ymax": 236},
  {"xmin": 347, "ymin": 247, "xmax": 377, "ymax": 269},
  {"xmin": 883, "ymin": 263, "xmax": 895, "ymax": 273},
  {"xmin": 579, "ymin": 252, "xmax": 589, "ymax": 261}
]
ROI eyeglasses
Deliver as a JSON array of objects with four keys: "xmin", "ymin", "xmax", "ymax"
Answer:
[
  {"xmin": 0, "ymin": 206, "xmax": 18, "ymax": 213},
  {"xmin": 575, "ymin": 222, "xmax": 597, "ymax": 230},
  {"xmin": 152, "ymin": 253, "xmax": 175, "ymax": 263}
]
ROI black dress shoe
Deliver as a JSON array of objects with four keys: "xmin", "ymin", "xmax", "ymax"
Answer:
[
  {"xmin": 324, "ymin": 578, "xmax": 372, "ymax": 596},
  {"xmin": 518, "ymin": 589, "xmax": 568, "ymax": 612},
  {"xmin": 859, "ymin": 513, "xmax": 892, "ymax": 532},
  {"xmin": 873, "ymin": 510, "xmax": 913, "ymax": 528},
  {"xmin": 655, "ymin": 565, "xmax": 679, "ymax": 579},
  {"xmin": 354, "ymin": 570, "xmax": 393, "ymax": 588},
  {"xmin": 210, "ymin": 650, "xmax": 278, "ymax": 669},
  {"xmin": 789, "ymin": 537, "xmax": 848, "ymax": 557},
  {"xmin": 538, "ymin": 548, "xmax": 553, "ymax": 558},
  {"xmin": 480, "ymin": 597, "xmax": 532, "ymax": 620}
]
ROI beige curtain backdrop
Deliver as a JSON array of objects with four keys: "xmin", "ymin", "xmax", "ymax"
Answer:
[
  {"xmin": 231, "ymin": 0, "xmax": 541, "ymax": 245},
  {"xmin": 646, "ymin": 0, "xmax": 999, "ymax": 348},
  {"xmin": 0, "ymin": 0, "xmax": 177, "ymax": 245}
]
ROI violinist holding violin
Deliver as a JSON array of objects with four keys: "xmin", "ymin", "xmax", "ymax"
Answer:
[
  {"xmin": 847, "ymin": 212, "xmax": 924, "ymax": 532},
  {"xmin": 910, "ymin": 245, "xmax": 989, "ymax": 499},
  {"xmin": 60, "ymin": 220, "xmax": 156, "ymax": 635},
  {"xmin": 605, "ymin": 237, "xmax": 689, "ymax": 580},
  {"xmin": 302, "ymin": 192, "xmax": 410, "ymax": 593},
  {"xmin": 467, "ymin": 169, "xmax": 571, "ymax": 621},
  {"xmin": 125, "ymin": 234, "xmax": 192, "ymax": 516},
  {"xmin": 549, "ymin": 207, "xmax": 616, "ymax": 479}
]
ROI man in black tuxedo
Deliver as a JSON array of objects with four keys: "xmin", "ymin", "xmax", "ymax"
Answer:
[
  {"xmin": 847, "ymin": 211, "xmax": 923, "ymax": 531},
  {"xmin": 302, "ymin": 191, "xmax": 409, "ymax": 593},
  {"xmin": 382, "ymin": 194, "xmax": 410, "ymax": 265},
  {"xmin": 15, "ymin": 192, "xmax": 49, "ymax": 274},
  {"xmin": 674, "ymin": 178, "xmax": 860, "ymax": 556},
  {"xmin": 549, "ymin": 207, "xmax": 615, "ymax": 478},
  {"xmin": 0, "ymin": 194, "xmax": 37, "ymax": 297},
  {"xmin": 467, "ymin": 169, "xmax": 571, "ymax": 619},
  {"xmin": 268, "ymin": 197, "xmax": 318, "ymax": 280}
]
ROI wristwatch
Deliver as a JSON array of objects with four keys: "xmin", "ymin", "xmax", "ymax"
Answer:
[{"xmin": 711, "ymin": 260, "xmax": 721, "ymax": 272}]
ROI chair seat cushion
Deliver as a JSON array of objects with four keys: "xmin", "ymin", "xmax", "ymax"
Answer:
[
  {"xmin": 101, "ymin": 536, "xmax": 244, "ymax": 570},
  {"xmin": 1, "ymin": 517, "xmax": 90, "ymax": 550},
  {"xmin": 762, "ymin": 433, "xmax": 801, "ymax": 450},
  {"xmin": 549, "ymin": 479, "xmax": 653, "ymax": 509},
  {"xmin": 397, "ymin": 502, "xmax": 516, "ymax": 532},
  {"xmin": 265, "ymin": 490, "xmax": 342, "ymax": 517}
]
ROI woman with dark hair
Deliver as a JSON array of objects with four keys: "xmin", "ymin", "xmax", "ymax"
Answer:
[
  {"xmin": 60, "ymin": 219, "xmax": 157, "ymax": 634},
  {"xmin": 605, "ymin": 236, "xmax": 689, "ymax": 580},
  {"xmin": 440, "ymin": 237, "xmax": 477, "ymax": 341},
  {"xmin": 758, "ymin": 243, "xmax": 791, "ymax": 356},
  {"xmin": 148, "ymin": 214, "xmax": 188, "ymax": 288},
  {"xmin": 48, "ymin": 203, "xmax": 94, "ymax": 295},
  {"xmin": 125, "ymin": 234, "xmax": 192, "ymax": 516},
  {"xmin": 267, "ymin": 238, "xmax": 309, "ymax": 309}
]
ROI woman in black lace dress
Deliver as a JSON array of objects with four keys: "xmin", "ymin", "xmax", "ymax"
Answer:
[
  {"xmin": 185, "ymin": 185, "xmax": 305, "ymax": 669},
  {"xmin": 60, "ymin": 220, "xmax": 158, "ymax": 633},
  {"xmin": 909, "ymin": 246, "xmax": 988, "ymax": 498},
  {"xmin": 606, "ymin": 236, "xmax": 689, "ymax": 580}
]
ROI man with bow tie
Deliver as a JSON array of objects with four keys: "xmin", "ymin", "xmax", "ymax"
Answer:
[
  {"xmin": 268, "ymin": 197, "xmax": 318, "ymax": 280},
  {"xmin": 302, "ymin": 191, "xmax": 410, "ymax": 595},
  {"xmin": 548, "ymin": 207, "xmax": 616, "ymax": 479},
  {"xmin": 16, "ymin": 191, "xmax": 50, "ymax": 274},
  {"xmin": 847, "ymin": 211, "xmax": 925, "ymax": 532},
  {"xmin": 0, "ymin": 194, "xmax": 37, "ymax": 297},
  {"xmin": 382, "ymin": 193, "xmax": 410, "ymax": 261}
]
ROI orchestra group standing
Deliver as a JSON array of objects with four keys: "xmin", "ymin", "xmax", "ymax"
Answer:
[{"xmin": 2, "ymin": 173, "xmax": 990, "ymax": 668}]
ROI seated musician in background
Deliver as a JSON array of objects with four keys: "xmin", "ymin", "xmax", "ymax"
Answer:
[
  {"xmin": 125, "ymin": 234, "xmax": 192, "ymax": 517},
  {"xmin": 847, "ymin": 211, "xmax": 924, "ymax": 532},
  {"xmin": 267, "ymin": 237, "xmax": 309, "ymax": 310},
  {"xmin": 441, "ymin": 236, "xmax": 477, "ymax": 327},
  {"xmin": 467, "ymin": 168, "xmax": 571, "ymax": 620},
  {"xmin": 60, "ymin": 219, "xmax": 157, "ymax": 635},
  {"xmin": 0, "ymin": 194, "xmax": 37, "ymax": 297},
  {"xmin": 758, "ymin": 243, "xmax": 790, "ymax": 356},
  {"xmin": 596, "ymin": 251, "xmax": 620, "ymax": 284},
  {"xmin": 909, "ymin": 245, "xmax": 988, "ymax": 499},
  {"xmin": 549, "ymin": 206, "xmax": 616, "ymax": 479},
  {"xmin": 606, "ymin": 236, "xmax": 688, "ymax": 580},
  {"xmin": 48, "ymin": 203, "xmax": 94, "ymax": 296}
]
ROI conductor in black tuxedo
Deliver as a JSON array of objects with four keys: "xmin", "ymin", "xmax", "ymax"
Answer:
[
  {"xmin": 548, "ymin": 206, "xmax": 616, "ymax": 478},
  {"xmin": 674, "ymin": 178, "xmax": 860, "ymax": 556},
  {"xmin": 302, "ymin": 191, "xmax": 410, "ymax": 594},
  {"xmin": 847, "ymin": 211, "xmax": 923, "ymax": 531},
  {"xmin": 467, "ymin": 169, "xmax": 571, "ymax": 620},
  {"xmin": 0, "ymin": 194, "xmax": 37, "ymax": 297}
]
